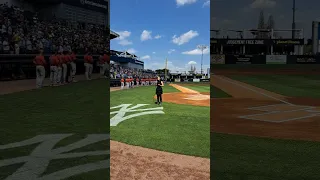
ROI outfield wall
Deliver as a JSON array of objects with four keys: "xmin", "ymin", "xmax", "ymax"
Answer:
[{"xmin": 211, "ymin": 54, "xmax": 320, "ymax": 64}]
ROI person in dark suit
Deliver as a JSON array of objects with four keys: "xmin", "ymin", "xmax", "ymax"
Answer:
[{"xmin": 156, "ymin": 76, "xmax": 164, "ymax": 105}]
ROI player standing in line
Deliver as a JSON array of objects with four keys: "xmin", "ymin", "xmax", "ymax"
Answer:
[
  {"xmin": 70, "ymin": 51, "xmax": 77, "ymax": 82},
  {"xmin": 56, "ymin": 51, "xmax": 63, "ymax": 85},
  {"xmin": 61, "ymin": 51, "xmax": 68, "ymax": 84},
  {"xmin": 136, "ymin": 77, "xmax": 139, "ymax": 87},
  {"xmin": 120, "ymin": 77, "xmax": 124, "ymax": 89},
  {"xmin": 84, "ymin": 52, "xmax": 93, "ymax": 80},
  {"xmin": 49, "ymin": 51, "xmax": 58, "ymax": 86},
  {"xmin": 125, "ymin": 78, "xmax": 130, "ymax": 89},
  {"xmin": 99, "ymin": 51, "xmax": 108, "ymax": 78},
  {"xmin": 33, "ymin": 49, "xmax": 46, "ymax": 88}
]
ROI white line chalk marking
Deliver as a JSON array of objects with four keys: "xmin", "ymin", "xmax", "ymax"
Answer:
[{"xmin": 214, "ymin": 75, "xmax": 293, "ymax": 105}]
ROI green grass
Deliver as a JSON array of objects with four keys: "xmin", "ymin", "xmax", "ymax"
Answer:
[
  {"xmin": 110, "ymin": 84, "xmax": 210, "ymax": 158},
  {"xmin": 211, "ymin": 85, "xmax": 231, "ymax": 98},
  {"xmin": 0, "ymin": 79, "xmax": 109, "ymax": 179},
  {"xmin": 227, "ymin": 75, "xmax": 320, "ymax": 98},
  {"xmin": 211, "ymin": 133, "xmax": 320, "ymax": 180},
  {"xmin": 181, "ymin": 85, "xmax": 210, "ymax": 93}
]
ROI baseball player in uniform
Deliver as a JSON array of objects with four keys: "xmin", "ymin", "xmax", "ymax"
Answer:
[
  {"xmin": 33, "ymin": 49, "xmax": 46, "ymax": 88},
  {"xmin": 57, "ymin": 51, "xmax": 63, "ymax": 85},
  {"xmin": 84, "ymin": 52, "xmax": 93, "ymax": 80},
  {"xmin": 49, "ymin": 51, "xmax": 58, "ymax": 86},
  {"xmin": 120, "ymin": 77, "xmax": 124, "ymax": 89},
  {"xmin": 61, "ymin": 52, "xmax": 68, "ymax": 84},
  {"xmin": 70, "ymin": 51, "xmax": 77, "ymax": 82}
]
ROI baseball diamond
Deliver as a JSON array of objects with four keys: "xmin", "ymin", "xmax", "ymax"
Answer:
[
  {"xmin": 110, "ymin": 82, "xmax": 210, "ymax": 180},
  {"xmin": 210, "ymin": 65, "xmax": 320, "ymax": 179}
]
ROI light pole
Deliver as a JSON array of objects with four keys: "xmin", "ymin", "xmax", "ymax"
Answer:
[{"xmin": 197, "ymin": 45, "xmax": 208, "ymax": 75}]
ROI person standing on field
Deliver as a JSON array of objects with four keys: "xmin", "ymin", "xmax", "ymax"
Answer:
[
  {"xmin": 61, "ymin": 51, "xmax": 68, "ymax": 84},
  {"xmin": 84, "ymin": 52, "xmax": 93, "ymax": 80},
  {"xmin": 33, "ymin": 49, "xmax": 46, "ymax": 88},
  {"xmin": 57, "ymin": 51, "xmax": 63, "ymax": 85},
  {"xmin": 70, "ymin": 51, "xmax": 77, "ymax": 82},
  {"xmin": 99, "ymin": 51, "xmax": 108, "ymax": 78},
  {"xmin": 120, "ymin": 77, "xmax": 124, "ymax": 89},
  {"xmin": 49, "ymin": 51, "xmax": 59, "ymax": 86}
]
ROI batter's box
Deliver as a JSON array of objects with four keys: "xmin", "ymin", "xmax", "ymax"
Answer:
[
  {"xmin": 248, "ymin": 104, "xmax": 314, "ymax": 112},
  {"xmin": 240, "ymin": 110, "xmax": 320, "ymax": 123}
]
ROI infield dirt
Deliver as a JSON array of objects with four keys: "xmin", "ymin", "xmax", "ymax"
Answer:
[{"xmin": 211, "ymin": 75, "xmax": 320, "ymax": 142}]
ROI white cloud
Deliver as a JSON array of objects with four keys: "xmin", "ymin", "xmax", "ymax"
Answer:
[
  {"xmin": 152, "ymin": 52, "xmax": 156, "ymax": 54},
  {"xmin": 182, "ymin": 48, "xmax": 209, "ymax": 55},
  {"xmin": 203, "ymin": 0, "xmax": 210, "ymax": 7},
  {"xmin": 168, "ymin": 49, "xmax": 176, "ymax": 54},
  {"xmin": 172, "ymin": 30, "xmax": 199, "ymax": 45},
  {"xmin": 250, "ymin": 0, "xmax": 276, "ymax": 9},
  {"xmin": 127, "ymin": 48, "xmax": 137, "ymax": 54},
  {"xmin": 115, "ymin": 30, "xmax": 132, "ymax": 46},
  {"xmin": 141, "ymin": 30, "xmax": 152, "ymax": 41},
  {"xmin": 141, "ymin": 55, "xmax": 151, "ymax": 60},
  {"xmin": 116, "ymin": 31, "xmax": 131, "ymax": 40},
  {"xmin": 154, "ymin": 35, "xmax": 162, "ymax": 39},
  {"xmin": 176, "ymin": 0, "xmax": 197, "ymax": 6},
  {"xmin": 188, "ymin": 61, "xmax": 197, "ymax": 65}
]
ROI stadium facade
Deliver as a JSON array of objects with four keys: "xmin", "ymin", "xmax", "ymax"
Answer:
[
  {"xmin": 0, "ymin": 0, "xmax": 108, "ymax": 26},
  {"xmin": 110, "ymin": 50, "xmax": 144, "ymax": 70}
]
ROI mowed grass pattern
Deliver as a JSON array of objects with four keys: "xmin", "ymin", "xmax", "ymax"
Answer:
[
  {"xmin": 211, "ymin": 133, "xmax": 320, "ymax": 180},
  {"xmin": 211, "ymin": 85, "xmax": 231, "ymax": 98},
  {"xmin": 0, "ymin": 79, "xmax": 110, "ymax": 179},
  {"xmin": 228, "ymin": 75, "xmax": 320, "ymax": 98},
  {"xmin": 110, "ymin": 84, "xmax": 210, "ymax": 158}
]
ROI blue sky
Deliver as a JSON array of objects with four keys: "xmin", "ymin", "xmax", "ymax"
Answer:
[{"xmin": 110, "ymin": 0, "xmax": 210, "ymax": 73}]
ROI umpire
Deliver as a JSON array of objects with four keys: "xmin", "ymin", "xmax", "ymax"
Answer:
[{"xmin": 156, "ymin": 76, "xmax": 164, "ymax": 105}]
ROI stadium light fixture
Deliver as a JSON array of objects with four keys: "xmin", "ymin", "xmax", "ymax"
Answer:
[{"xmin": 197, "ymin": 45, "xmax": 208, "ymax": 75}]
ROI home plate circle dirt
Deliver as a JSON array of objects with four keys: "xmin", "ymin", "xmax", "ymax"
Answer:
[{"xmin": 211, "ymin": 75, "xmax": 320, "ymax": 142}]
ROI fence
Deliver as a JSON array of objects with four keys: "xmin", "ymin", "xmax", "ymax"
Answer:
[
  {"xmin": 211, "ymin": 55, "xmax": 320, "ymax": 64},
  {"xmin": 0, "ymin": 54, "xmax": 102, "ymax": 80}
]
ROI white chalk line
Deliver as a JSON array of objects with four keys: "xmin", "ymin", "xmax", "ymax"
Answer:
[
  {"xmin": 241, "ymin": 113, "xmax": 320, "ymax": 123},
  {"xmin": 214, "ymin": 75, "xmax": 293, "ymax": 105}
]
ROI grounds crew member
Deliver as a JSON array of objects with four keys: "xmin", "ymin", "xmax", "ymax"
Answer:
[
  {"xmin": 70, "ymin": 51, "xmax": 77, "ymax": 82},
  {"xmin": 84, "ymin": 52, "xmax": 93, "ymax": 80},
  {"xmin": 33, "ymin": 49, "xmax": 46, "ymax": 88},
  {"xmin": 49, "ymin": 51, "xmax": 59, "ymax": 86}
]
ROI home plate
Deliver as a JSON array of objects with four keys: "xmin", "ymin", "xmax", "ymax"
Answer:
[{"xmin": 184, "ymin": 94, "xmax": 210, "ymax": 100}]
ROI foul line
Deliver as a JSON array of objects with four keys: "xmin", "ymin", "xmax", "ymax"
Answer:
[{"xmin": 214, "ymin": 75, "xmax": 293, "ymax": 105}]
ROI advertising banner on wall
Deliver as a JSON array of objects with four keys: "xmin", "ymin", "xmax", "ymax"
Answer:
[
  {"xmin": 234, "ymin": 55, "xmax": 252, "ymax": 64},
  {"xmin": 296, "ymin": 55, "xmax": 318, "ymax": 64},
  {"xmin": 266, "ymin": 55, "xmax": 287, "ymax": 64},
  {"xmin": 211, "ymin": 54, "xmax": 225, "ymax": 64},
  {"xmin": 211, "ymin": 38, "xmax": 304, "ymax": 46}
]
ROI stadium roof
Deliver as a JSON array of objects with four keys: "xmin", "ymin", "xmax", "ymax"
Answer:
[{"xmin": 111, "ymin": 30, "xmax": 119, "ymax": 40}]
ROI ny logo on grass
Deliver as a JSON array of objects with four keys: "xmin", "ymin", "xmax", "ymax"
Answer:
[
  {"xmin": 110, "ymin": 104, "xmax": 164, "ymax": 126},
  {"xmin": 0, "ymin": 134, "xmax": 109, "ymax": 180}
]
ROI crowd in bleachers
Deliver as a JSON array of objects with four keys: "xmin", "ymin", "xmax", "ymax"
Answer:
[
  {"xmin": 110, "ymin": 63, "xmax": 157, "ymax": 79},
  {"xmin": 0, "ymin": 2, "xmax": 109, "ymax": 55}
]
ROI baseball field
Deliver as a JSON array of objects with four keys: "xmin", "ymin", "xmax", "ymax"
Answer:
[
  {"xmin": 211, "ymin": 64, "xmax": 320, "ymax": 180},
  {"xmin": 0, "ymin": 76, "xmax": 110, "ymax": 180},
  {"xmin": 110, "ymin": 82, "xmax": 210, "ymax": 179}
]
